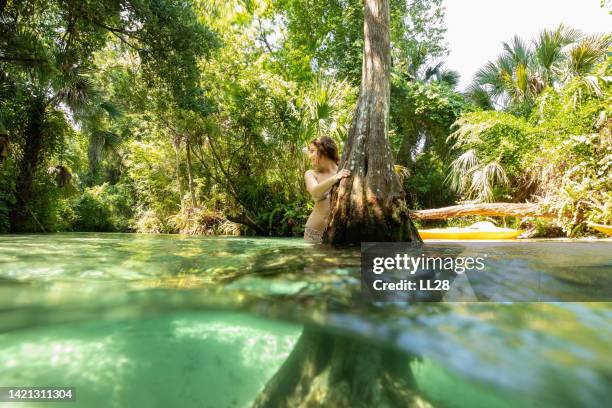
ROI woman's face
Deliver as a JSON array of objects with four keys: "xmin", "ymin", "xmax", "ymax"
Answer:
[{"xmin": 308, "ymin": 144, "xmax": 320, "ymax": 166}]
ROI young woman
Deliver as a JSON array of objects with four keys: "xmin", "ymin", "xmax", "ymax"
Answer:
[{"xmin": 304, "ymin": 136, "xmax": 350, "ymax": 243}]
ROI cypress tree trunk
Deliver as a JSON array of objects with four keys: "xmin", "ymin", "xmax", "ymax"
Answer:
[
  {"xmin": 324, "ymin": 0, "xmax": 420, "ymax": 245},
  {"xmin": 10, "ymin": 97, "xmax": 46, "ymax": 232},
  {"xmin": 253, "ymin": 2, "xmax": 430, "ymax": 407}
]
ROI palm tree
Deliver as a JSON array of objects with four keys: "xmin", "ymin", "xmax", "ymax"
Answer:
[
  {"xmin": 467, "ymin": 25, "xmax": 609, "ymax": 111},
  {"xmin": 468, "ymin": 35, "xmax": 540, "ymax": 109},
  {"xmin": 556, "ymin": 34, "xmax": 612, "ymax": 84}
]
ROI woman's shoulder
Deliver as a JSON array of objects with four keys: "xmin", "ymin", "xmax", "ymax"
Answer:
[{"xmin": 305, "ymin": 169, "xmax": 322, "ymax": 185}]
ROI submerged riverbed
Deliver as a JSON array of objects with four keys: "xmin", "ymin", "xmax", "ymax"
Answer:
[{"xmin": 0, "ymin": 233, "xmax": 611, "ymax": 407}]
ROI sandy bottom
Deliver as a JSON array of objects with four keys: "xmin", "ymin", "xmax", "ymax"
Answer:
[
  {"xmin": 0, "ymin": 312, "xmax": 299, "ymax": 408},
  {"xmin": 0, "ymin": 311, "xmax": 537, "ymax": 408}
]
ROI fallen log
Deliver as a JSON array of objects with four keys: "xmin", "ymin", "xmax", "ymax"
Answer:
[{"xmin": 409, "ymin": 203, "xmax": 553, "ymax": 220}]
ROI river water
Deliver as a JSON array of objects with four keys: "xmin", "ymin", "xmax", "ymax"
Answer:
[{"xmin": 0, "ymin": 233, "xmax": 610, "ymax": 407}]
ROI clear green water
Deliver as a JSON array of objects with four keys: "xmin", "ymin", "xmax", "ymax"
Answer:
[{"xmin": 0, "ymin": 233, "xmax": 611, "ymax": 408}]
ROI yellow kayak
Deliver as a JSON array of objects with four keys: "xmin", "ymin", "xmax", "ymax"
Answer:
[
  {"xmin": 419, "ymin": 221, "xmax": 523, "ymax": 240},
  {"xmin": 588, "ymin": 223, "xmax": 612, "ymax": 236}
]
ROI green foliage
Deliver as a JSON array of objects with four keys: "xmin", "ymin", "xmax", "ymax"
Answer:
[
  {"xmin": 58, "ymin": 183, "xmax": 135, "ymax": 232},
  {"xmin": 391, "ymin": 78, "xmax": 466, "ymax": 157},
  {"xmin": 548, "ymin": 134, "xmax": 611, "ymax": 229},
  {"xmin": 189, "ymin": 41, "xmax": 357, "ymax": 235},
  {"xmin": 451, "ymin": 111, "xmax": 534, "ymax": 174},
  {"xmin": 12, "ymin": 0, "xmax": 607, "ymax": 240},
  {"xmin": 0, "ymin": 0, "xmax": 218, "ymax": 232},
  {"xmin": 405, "ymin": 151, "xmax": 455, "ymax": 210},
  {"xmin": 126, "ymin": 139, "xmax": 180, "ymax": 232},
  {"xmin": 256, "ymin": 200, "xmax": 310, "ymax": 237},
  {"xmin": 390, "ymin": 77, "xmax": 469, "ymax": 208},
  {"xmin": 526, "ymin": 63, "xmax": 612, "ymax": 234}
]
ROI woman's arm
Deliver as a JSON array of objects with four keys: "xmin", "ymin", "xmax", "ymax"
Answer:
[{"xmin": 305, "ymin": 169, "xmax": 350, "ymax": 200}]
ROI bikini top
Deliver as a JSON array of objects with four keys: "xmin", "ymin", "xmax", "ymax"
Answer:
[{"xmin": 312, "ymin": 170, "xmax": 332, "ymax": 202}]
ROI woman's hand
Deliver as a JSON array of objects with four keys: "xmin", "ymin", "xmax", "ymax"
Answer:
[{"xmin": 335, "ymin": 168, "xmax": 351, "ymax": 181}]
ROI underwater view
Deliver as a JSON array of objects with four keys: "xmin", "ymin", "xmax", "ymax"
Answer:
[{"xmin": 0, "ymin": 234, "xmax": 610, "ymax": 407}]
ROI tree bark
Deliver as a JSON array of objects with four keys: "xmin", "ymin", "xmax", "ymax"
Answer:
[
  {"xmin": 10, "ymin": 97, "xmax": 46, "ymax": 232},
  {"xmin": 324, "ymin": 0, "xmax": 421, "ymax": 245},
  {"xmin": 410, "ymin": 203, "xmax": 553, "ymax": 220}
]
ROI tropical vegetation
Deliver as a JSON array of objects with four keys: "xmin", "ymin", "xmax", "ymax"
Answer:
[
  {"xmin": 0, "ymin": 1, "xmax": 609, "ymax": 237},
  {"xmin": 452, "ymin": 26, "xmax": 611, "ymax": 235}
]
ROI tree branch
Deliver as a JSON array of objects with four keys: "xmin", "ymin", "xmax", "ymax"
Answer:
[{"xmin": 257, "ymin": 18, "xmax": 275, "ymax": 54}]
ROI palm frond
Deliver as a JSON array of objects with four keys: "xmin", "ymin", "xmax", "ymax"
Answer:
[
  {"xmin": 473, "ymin": 61, "xmax": 508, "ymax": 105},
  {"xmin": 516, "ymin": 63, "xmax": 529, "ymax": 96},
  {"xmin": 296, "ymin": 75, "xmax": 354, "ymax": 143},
  {"xmin": 468, "ymin": 25, "xmax": 602, "ymax": 110},
  {"xmin": 465, "ymin": 84, "xmax": 494, "ymax": 110},
  {"xmin": 565, "ymin": 35, "xmax": 612, "ymax": 78},
  {"xmin": 424, "ymin": 61, "xmax": 445, "ymax": 82},
  {"xmin": 438, "ymin": 69, "xmax": 460, "ymax": 87},
  {"xmin": 534, "ymin": 24, "xmax": 582, "ymax": 73},
  {"xmin": 474, "ymin": 61, "xmax": 503, "ymax": 88},
  {"xmin": 55, "ymin": 67, "xmax": 99, "ymax": 112},
  {"xmin": 2, "ymin": 26, "xmax": 52, "ymax": 71},
  {"xmin": 503, "ymin": 35, "xmax": 532, "ymax": 66},
  {"xmin": 466, "ymin": 161, "xmax": 508, "ymax": 202},
  {"xmin": 448, "ymin": 149, "xmax": 479, "ymax": 193},
  {"xmin": 405, "ymin": 43, "xmax": 428, "ymax": 79}
]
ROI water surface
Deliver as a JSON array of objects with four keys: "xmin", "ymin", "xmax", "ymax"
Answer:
[{"xmin": 0, "ymin": 234, "xmax": 610, "ymax": 407}]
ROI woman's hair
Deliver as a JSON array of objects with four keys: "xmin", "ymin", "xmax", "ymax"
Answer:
[{"xmin": 310, "ymin": 136, "xmax": 339, "ymax": 164}]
